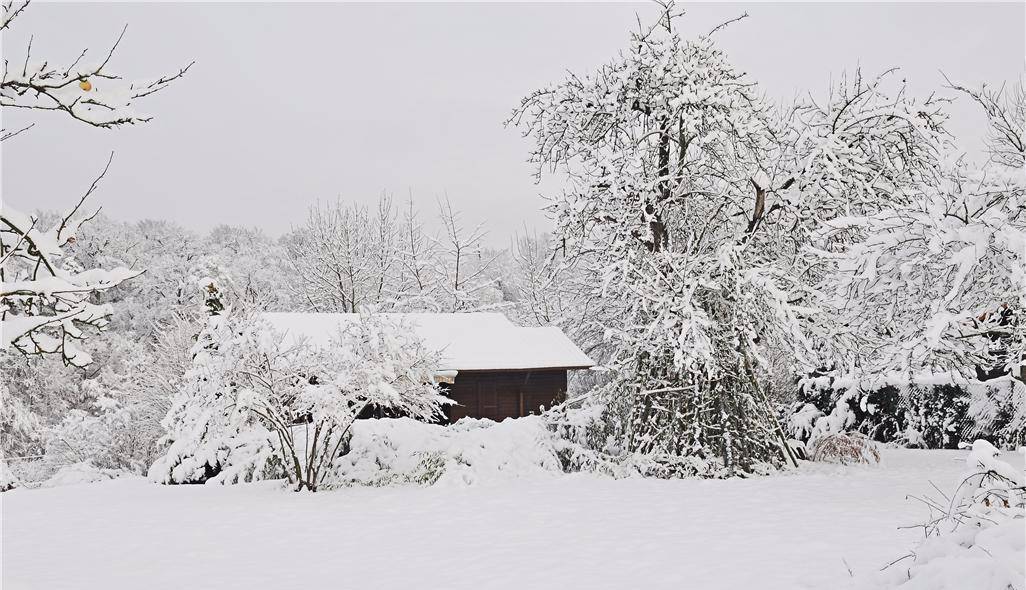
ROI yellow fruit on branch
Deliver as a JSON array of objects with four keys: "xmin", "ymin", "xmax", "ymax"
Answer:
[{"xmin": 79, "ymin": 79, "xmax": 92, "ymax": 91}]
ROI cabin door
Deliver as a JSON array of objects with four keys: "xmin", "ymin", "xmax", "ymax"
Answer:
[{"xmin": 477, "ymin": 379, "xmax": 499, "ymax": 421}]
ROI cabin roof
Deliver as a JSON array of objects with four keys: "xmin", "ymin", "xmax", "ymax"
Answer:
[{"xmin": 260, "ymin": 312, "xmax": 595, "ymax": 372}]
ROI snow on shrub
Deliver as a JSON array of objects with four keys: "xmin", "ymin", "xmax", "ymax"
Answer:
[
  {"xmin": 148, "ymin": 310, "xmax": 278, "ymax": 486},
  {"xmin": 964, "ymin": 377, "xmax": 1026, "ymax": 450},
  {"xmin": 3, "ymin": 459, "xmax": 131, "ymax": 491},
  {"xmin": 150, "ymin": 309, "xmax": 449, "ymax": 491},
  {"xmin": 41, "ymin": 462, "xmax": 127, "ymax": 488},
  {"xmin": 809, "ymin": 432, "xmax": 881, "ymax": 465},
  {"xmin": 852, "ymin": 440, "xmax": 1025, "ymax": 590},
  {"xmin": 330, "ymin": 416, "xmax": 564, "ymax": 487}
]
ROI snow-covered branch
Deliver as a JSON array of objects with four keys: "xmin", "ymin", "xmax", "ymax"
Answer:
[
  {"xmin": 1, "ymin": 157, "xmax": 141, "ymax": 366},
  {"xmin": 0, "ymin": 0, "xmax": 192, "ymax": 133}
]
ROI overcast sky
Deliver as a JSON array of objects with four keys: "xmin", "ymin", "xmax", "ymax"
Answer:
[{"xmin": 3, "ymin": 2, "xmax": 1024, "ymax": 246}]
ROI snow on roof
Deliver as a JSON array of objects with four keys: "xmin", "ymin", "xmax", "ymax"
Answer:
[{"xmin": 260, "ymin": 312, "xmax": 595, "ymax": 372}]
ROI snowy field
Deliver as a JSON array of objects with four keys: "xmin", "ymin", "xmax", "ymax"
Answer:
[{"xmin": 4, "ymin": 449, "xmax": 1021, "ymax": 590}]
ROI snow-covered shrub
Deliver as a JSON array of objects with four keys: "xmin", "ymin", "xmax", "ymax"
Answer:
[
  {"xmin": 1, "ymin": 458, "xmax": 131, "ymax": 491},
  {"xmin": 790, "ymin": 379, "xmax": 946, "ymax": 448},
  {"xmin": 809, "ymin": 432, "xmax": 881, "ymax": 465},
  {"xmin": 791, "ymin": 380, "xmax": 909, "ymax": 444},
  {"xmin": 331, "ymin": 416, "xmax": 565, "ymax": 487},
  {"xmin": 0, "ymin": 461, "xmax": 21, "ymax": 492},
  {"xmin": 852, "ymin": 441, "xmax": 1025, "ymax": 590},
  {"xmin": 900, "ymin": 384, "xmax": 971, "ymax": 448},
  {"xmin": 545, "ymin": 403, "xmax": 770, "ymax": 479},
  {"xmin": 249, "ymin": 313, "xmax": 450, "ymax": 491},
  {"xmin": 1, "ymin": 352, "xmax": 77, "ymax": 467},
  {"xmin": 43, "ymin": 400, "xmax": 158, "ymax": 477},
  {"xmin": 326, "ymin": 403, "xmax": 759, "ymax": 488},
  {"xmin": 545, "ymin": 403, "xmax": 625, "ymax": 475},
  {"xmin": 148, "ymin": 305, "xmax": 316, "ymax": 488},
  {"xmin": 148, "ymin": 309, "xmax": 279, "ymax": 486},
  {"xmin": 150, "ymin": 310, "xmax": 450, "ymax": 491},
  {"xmin": 41, "ymin": 462, "xmax": 127, "ymax": 488}
]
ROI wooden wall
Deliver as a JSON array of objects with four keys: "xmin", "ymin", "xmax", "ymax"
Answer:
[{"xmin": 443, "ymin": 370, "xmax": 567, "ymax": 423}]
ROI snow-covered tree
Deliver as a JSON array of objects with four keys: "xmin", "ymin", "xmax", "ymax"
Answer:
[
  {"xmin": 801, "ymin": 79, "xmax": 1026, "ymax": 449},
  {"xmin": 510, "ymin": 6, "xmax": 808, "ymax": 474},
  {"xmin": 777, "ymin": 69, "xmax": 948, "ymax": 233},
  {"xmin": 284, "ymin": 195, "xmax": 504, "ymax": 314},
  {"xmin": 507, "ymin": 231, "xmax": 571, "ymax": 327},
  {"xmin": 773, "ymin": 70, "xmax": 950, "ymax": 373},
  {"xmin": 814, "ymin": 163, "xmax": 1024, "ymax": 376},
  {"xmin": 204, "ymin": 225, "xmax": 293, "ymax": 311},
  {"xmin": 945, "ymin": 77, "xmax": 1024, "ymax": 169},
  {"xmin": 392, "ymin": 197, "xmax": 447, "ymax": 310},
  {"xmin": 284, "ymin": 197, "xmax": 405, "ymax": 313},
  {"xmin": 435, "ymin": 197, "xmax": 501, "ymax": 311}
]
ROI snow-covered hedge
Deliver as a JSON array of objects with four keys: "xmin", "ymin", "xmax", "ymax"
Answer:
[
  {"xmin": 789, "ymin": 373, "xmax": 1025, "ymax": 451},
  {"xmin": 327, "ymin": 405, "xmax": 774, "ymax": 489},
  {"xmin": 330, "ymin": 417, "xmax": 564, "ymax": 487}
]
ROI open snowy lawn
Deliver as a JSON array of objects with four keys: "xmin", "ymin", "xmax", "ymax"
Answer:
[{"xmin": 3, "ymin": 449, "xmax": 1023, "ymax": 590}]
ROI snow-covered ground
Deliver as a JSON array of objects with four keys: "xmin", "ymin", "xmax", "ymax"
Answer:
[{"xmin": 2, "ymin": 449, "xmax": 1022, "ymax": 590}]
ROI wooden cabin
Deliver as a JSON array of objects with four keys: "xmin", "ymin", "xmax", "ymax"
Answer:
[{"xmin": 260, "ymin": 312, "xmax": 594, "ymax": 423}]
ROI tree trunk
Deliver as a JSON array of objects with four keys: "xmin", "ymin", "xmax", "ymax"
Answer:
[{"xmin": 647, "ymin": 124, "xmax": 672, "ymax": 253}]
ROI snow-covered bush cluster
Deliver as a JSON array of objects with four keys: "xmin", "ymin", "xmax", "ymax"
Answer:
[
  {"xmin": 148, "ymin": 310, "xmax": 450, "ymax": 491},
  {"xmin": 296, "ymin": 405, "xmax": 765, "ymax": 488}
]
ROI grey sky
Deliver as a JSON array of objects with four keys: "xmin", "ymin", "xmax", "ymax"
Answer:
[{"xmin": 3, "ymin": 2, "xmax": 1024, "ymax": 246}]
